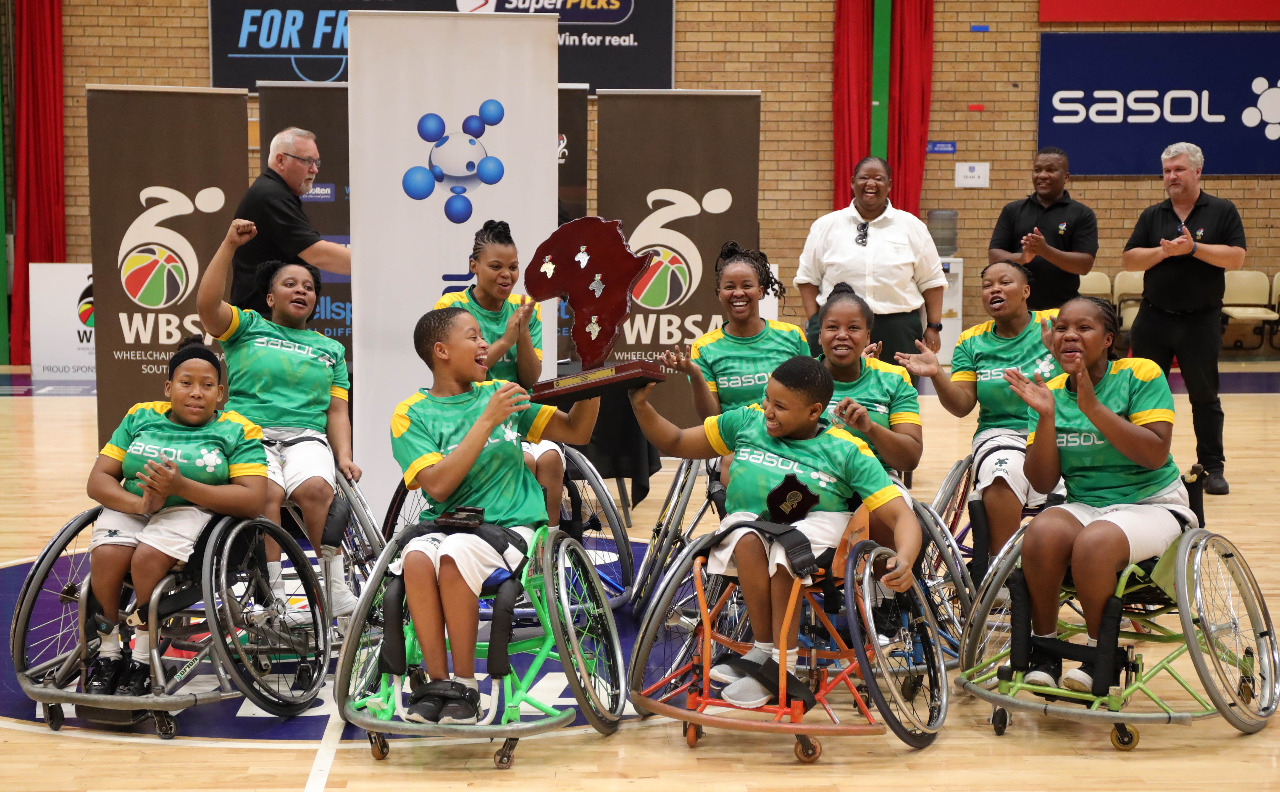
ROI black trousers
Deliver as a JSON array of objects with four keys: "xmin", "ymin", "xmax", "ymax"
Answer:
[{"xmin": 1129, "ymin": 302, "xmax": 1224, "ymax": 473}]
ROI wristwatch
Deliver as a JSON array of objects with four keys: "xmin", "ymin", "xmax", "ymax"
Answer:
[{"xmin": 926, "ymin": 322, "xmax": 944, "ymax": 332}]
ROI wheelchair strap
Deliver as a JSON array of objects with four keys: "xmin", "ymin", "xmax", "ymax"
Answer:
[
  {"xmin": 730, "ymin": 520, "xmax": 820, "ymax": 578},
  {"xmin": 486, "ymin": 577, "xmax": 526, "ymax": 679},
  {"xmin": 417, "ymin": 521, "xmax": 530, "ymax": 576},
  {"xmin": 378, "ymin": 575, "xmax": 409, "ymax": 676},
  {"xmin": 263, "ymin": 434, "xmax": 331, "ymax": 450}
]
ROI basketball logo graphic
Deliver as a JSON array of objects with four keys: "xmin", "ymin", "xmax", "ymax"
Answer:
[
  {"xmin": 120, "ymin": 243, "xmax": 189, "ymax": 310},
  {"xmin": 632, "ymin": 245, "xmax": 692, "ymax": 310},
  {"xmin": 77, "ymin": 278, "xmax": 94, "ymax": 328}
]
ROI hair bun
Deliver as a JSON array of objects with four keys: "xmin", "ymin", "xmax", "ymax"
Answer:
[
  {"xmin": 718, "ymin": 240, "xmax": 744, "ymax": 261},
  {"xmin": 829, "ymin": 281, "xmax": 855, "ymax": 296},
  {"xmin": 176, "ymin": 334, "xmax": 207, "ymax": 351},
  {"xmin": 483, "ymin": 219, "xmax": 510, "ymax": 235}
]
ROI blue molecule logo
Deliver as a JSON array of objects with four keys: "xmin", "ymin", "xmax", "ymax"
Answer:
[{"xmin": 402, "ymin": 100, "xmax": 505, "ymax": 225}]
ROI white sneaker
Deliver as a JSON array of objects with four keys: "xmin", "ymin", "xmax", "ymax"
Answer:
[
  {"xmin": 329, "ymin": 586, "xmax": 360, "ymax": 618},
  {"xmin": 722, "ymin": 675, "xmax": 773, "ymax": 708},
  {"xmin": 709, "ymin": 646, "xmax": 770, "ymax": 684},
  {"xmin": 1062, "ymin": 664, "xmax": 1094, "ymax": 693},
  {"xmin": 323, "ymin": 552, "xmax": 360, "ymax": 617}
]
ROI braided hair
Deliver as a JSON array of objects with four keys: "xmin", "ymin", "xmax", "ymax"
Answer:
[
  {"xmin": 817, "ymin": 281, "xmax": 874, "ymax": 332},
  {"xmin": 469, "ymin": 219, "xmax": 515, "ymax": 261},
  {"xmin": 714, "ymin": 241, "xmax": 784, "ymax": 300},
  {"xmin": 1062, "ymin": 296, "xmax": 1121, "ymax": 361},
  {"xmin": 414, "ymin": 306, "xmax": 469, "ymax": 369}
]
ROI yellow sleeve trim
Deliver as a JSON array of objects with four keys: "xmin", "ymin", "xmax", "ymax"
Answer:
[
  {"xmin": 1027, "ymin": 431, "xmax": 1036, "ymax": 445},
  {"xmin": 433, "ymin": 291, "xmax": 467, "ymax": 309},
  {"xmin": 219, "ymin": 411, "xmax": 264, "ymax": 440},
  {"xmin": 690, "ymin": 329, "xmax": 723, "ymax": 358},
  {"xmin": 404, "ymin": 452, "xmax": 443, "ymax": 489},
  {"xmin": 533, "ymin": 348, "xmax": 544, "ymax": 361},
  {"xmin": 391, "ymin": 392, "xmax": 428, "ymax": 439},
  {"xmin": 229, "ymin": 463, "xmax": 268, "ymax": 478},
  {"xmin": 706, "ymin": 379, "xmax": 719, "ymax": 392},
  {"xmin": 864, "ymin": 485, "xmax": 900, "ymax": 512},
  {"xmin": 330, "ymin": 386, "xmax": 350, "ymax": 401},
  {"xmin": 704, "ymin": 416, "xmax": 730, "ymax": 456},
  {"xmin": 827, "ymin": 426, "xmax": 877, "ymax": 458},
  {"xmin": 1114, "ymin": 357, "xmax": 1164, "ymax": 382},
  {"xmin": 1045, "ymin": 372, "xmax": 1070, "ymax": 390},
  {"xmin": 766, "ymin": 319, "xmax": 806, "ymax": 337},
  {"xmin": 100, "ymin": 444, "xmax": 127, "ymax": 461},
  {"xmin": 866, "ymin": 357, "xmax": 912, "ymax": 385},
  {"xmin": 126, "ymin": 400, "xmax": 171, "ymax": 416},
  {"xmin": 215, "ymin": 306, "xmax": 242, "ymax": 342},
  {"xmin": 950, "ymin": 371, "xmax": 977, "ymax": 383},
  {"xmin": 888, "ymin": 411, "xmax": 922, "ymax": 426},
  {"xmin": 956, "ymin": 320, "xmax": 995, "ymax": 344},
  {"xmin": 525, "ymin": 404, "xmax": 556, "ymax": 444},
  {"xmin": 1130, "ymin": 408, "xmax": 1174, "ymax": 426}
]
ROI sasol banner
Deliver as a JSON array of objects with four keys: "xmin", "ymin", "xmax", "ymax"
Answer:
[
  {"xmin": 1039, "ymin": 33, "xmax": 1280, "ymax": 175},
  {"xmin": 257, "ymin": 82, "xmax": 353, "ymax": 362},
  {"xmin": 349, "ymin": 11, "xmax": 558, "ymax": 511},
  {"xmin": 88, "ymin": 86, "xmax": 247, "ymax": 445},
  {"xmin": 211, "ymin": 0, "xmax": 673, "ymax": 91},
  {"xmin": 29, "ymin": 263, "xmax": 96, "ymax": 381},
  {"xmin": 597, "ymin": 90, "xmax": 761, "ymax": 429}
]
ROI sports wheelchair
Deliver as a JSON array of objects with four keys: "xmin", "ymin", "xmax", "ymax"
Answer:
[
  {"xmin": 382, "ymin": 445, "xmax": 633, "ymax": 610},
  {"xmin": 628, "ymin": 507, "xmax": 950, "ymax": 762},
  {"xmin": 334, "ymin": 520, "xmax": 625, "ymax": 769},
  {"xmin": 10, "ymin": 508, "xmax": 329, "ymax": 739},
  {"xmin": 956, "ymin": 469, "xmax": 1278, "ymax": 749}
]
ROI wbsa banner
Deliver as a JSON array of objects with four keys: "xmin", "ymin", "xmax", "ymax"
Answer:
[
  {"xmin": 1039, "ymin": 33, "xmax": 1280, "ymax": 175},
  {"xmin": 29, "ymin": 263, "xmax": 96, "ymax": 381},
  {"xmin": 597, "ymin": 90, "xmax": 761, "ymax": 429},
  {"xmin": 349, "ymin": 11, "xmax": 559, "ymax": 511},
  {"xmin": 89, "ymin": 86, "xmax": 247, "ymax": 445},
  {"xmin": 257, "ymin": 82, "xmax": 353, "ymax": 362}
]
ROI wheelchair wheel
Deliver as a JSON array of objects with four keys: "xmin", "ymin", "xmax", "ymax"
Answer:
[
  {"xmin": 11, "ymin": 508, "xmax": 100, "ymax": 690},
  {"xmin": 628, "ymin": 533, "xmax": 750, "ymax": 717},
  {"xmin": 1176, "ymin": 529, "xmax": 1279, "ymax": 734},
  {"xmin": 632, "ymin": 459, "xmax": 700, "ymax": 619},
  {"xmin": 562, "ymin": 446, "xmax": 634, "ymax": 609},
  {"xmin": 334, "ymin": 534, "xmax": 402, "ymax": 721},
  {"xmin": 334, "ymin": 477, "xmax": 385, "ymax": 601},
  {"xmin": 203, "ymin": 517, "xmax": 330, "ymax": 717},
  {"xmin": 846, "ymin": 540, "xmax": 948, "ymax": 748},
  {"xmin": 929, "ymin": 456, "xmax": 972, "ymax": 544},
  {"xmin": 545, "ymin": 529, "xmax": 626, "ymax": 734},
  {"xmin": 915, "ymin": 501, "xmax": 973, "ymax": 667},
  {"xmin": 381, "ymin": 480, "xmax": 427, "ymax": 543}
]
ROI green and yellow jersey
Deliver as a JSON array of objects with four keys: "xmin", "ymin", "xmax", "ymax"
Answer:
[
  {"xmin": 216, "ymin": 307, "xmax": 349, "ymax": 432},
  {"xmin": 434, "ymin": 287, "xmax": 543, "ymax": 383},
  {"xmin": 690, "ymin": 320, "xmax": 810, "ymax": 411},
  {"xmin": 1028, "ymin": 358, "xmax": 1181, "ymax": 508},
  {"xmin": 100, "ymin": 401, "xmax": 267, "ymax": 510},
  {"xmin": 703, "ymin": 405, "xmax": 899, "ymax": 517},
  {"xmin": 825, "ymin": 357, "xmax": 920, "ymax": 473},
  {"xmin": 951, "ymin": 310, "xmax": 1059, "ymax": 434},
  {"xmin": 390, "ymin": 380, "xmax": 556, "ymax": 528}
]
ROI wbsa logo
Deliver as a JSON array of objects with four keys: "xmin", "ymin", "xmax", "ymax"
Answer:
[{"xmin": 117, "ymin": 186, "xmax": 224, "ymax": 344}]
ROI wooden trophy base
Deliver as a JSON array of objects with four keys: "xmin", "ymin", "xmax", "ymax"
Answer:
[{"xmin": 530, "ymin": 360, "xmax": 666, "ymax": 409}]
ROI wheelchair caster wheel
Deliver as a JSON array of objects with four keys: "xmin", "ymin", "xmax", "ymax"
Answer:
[
  {"xmin": 368, "ymin": 731, "xmax": 389, "ymax": 760},
  {"xmin": 494, "ymin": 738, "xmax": 518, "ymax": 770},
  {"xmin": 44, "ymin": 703, "xmax": 64, "ymax": 731},
  {"xmin": 684, "ymin": 722, "xmax": 702, "ymax": 748},
  {"xmin": 991, "ymin": 707, "xmax": 1009, "ymax": 736},
  {"xmin": 900, "ymin": 673, "xmax": 921, "ymax": 702},
  {"xmin": 1110, "ymin": 724, "xmax": 1139, "ymax": 751},
  {"xmin": 1239, "ymin": 677, "xmax": 1256, "ymax": 706},
  {"xmin": 294, "ymin": 663, "xmax": 314, "ymax": 690},
  {"xmin": 154, "ymin": 711, "xmax": 177, "ymax": 740},
  {"xmin": 795, "ymin": 736, "xmax": 821, "ymax": 764}
]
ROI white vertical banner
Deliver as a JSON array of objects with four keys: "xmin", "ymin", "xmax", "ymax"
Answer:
[
  {"xmin": 349, "ymin": 11, "xmax": 559, "ymax": 512},
  {"xmin": 29, "ymin": 263, "xmax": 96, "ymax": 381}
]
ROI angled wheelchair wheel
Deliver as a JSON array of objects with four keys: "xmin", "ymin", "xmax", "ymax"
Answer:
[
  {"xmin": 562, "ymin": 446, "xmax": 634, "ymax": 609},
  {"xmin": 929, "ymin": 456, "xmax": 973, "ymax": 545},
  {"xmin": 334, "ymin": 477, "xmax": 386, "ymax": 601},
  {"xmin": 958, "ymin": 525, "xmax": 1026, "ymax": 685},
  {"xmin": 545, "ymin": 529, "xmax": 626, "ymax": 734},
  {"xmin": 632, "ymin": 459, "xmax": 700, "ymax": 618},
  {"xmin": 915, "ymin": 500, "xmax": 973, "ymax": 667},
  {"xmin": 334, "ymin": 535, "xmax": 400, "ymax": 722},
  {"xmin": 203, "ymin": 517, "xmax": 330, "ymax": 717},
  {"xmin": 11, "ymin": 508, "xmax": 100, "ymax": 689},
  {"xmin": 1176, "ymin": 529, "xmax": 1279, "ymax": 734},
  {"xmin": 628, "ymin": 533, "xmax": 750, "ymax": 717},
  {"xmin": 846, "ymin": 541, "xmax": 948, "ymax": 748},
  {"xmin": 381, "ymin": 480, "xmax": 427, "ymax": 543}
]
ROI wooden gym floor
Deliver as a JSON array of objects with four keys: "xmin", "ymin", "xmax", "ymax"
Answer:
[{"xmin": 1, "ymin": 391, "xmax": 1278, "ymax": 791}]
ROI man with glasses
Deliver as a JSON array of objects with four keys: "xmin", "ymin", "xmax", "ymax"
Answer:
[{"xmin": 229, "ymin": 127, "xmax": 352, "ymax": 316}]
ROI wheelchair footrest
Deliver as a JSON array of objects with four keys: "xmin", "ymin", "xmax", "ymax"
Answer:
[{"xmin": 724, "ymin": 657, "xmax": 818, "ymax": 713}]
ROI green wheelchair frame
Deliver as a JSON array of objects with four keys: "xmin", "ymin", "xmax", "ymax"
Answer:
[{"xmin": 334, "ymin": 521, "xmax": 625, "ymax": 769}]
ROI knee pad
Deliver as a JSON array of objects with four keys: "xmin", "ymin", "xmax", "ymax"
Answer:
[{"xmin": 321, "ymin": 495, "xmax": 352, "ymax": 548}]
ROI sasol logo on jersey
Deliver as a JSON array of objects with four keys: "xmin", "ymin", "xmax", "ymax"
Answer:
[
  {"xmin": 1051, "ymin": 89, "xmax": 1226, "ymax": 125},
  {"xmin": 253, "ymin": 337, "xmax": 337, "ymax": 368},
  {"xmin": 127, "ymin": 441, "xmax": 192, "ymax": 463},
  {"xmin": 735, "ymin": 448, "xmax": 802, "ymax": 473},
  {"xmin": 1056, "ymin": 432, "xmax": 1106, "ymax": 448},
  {"xmin": 718, "ymin": 372, "xmax": 768, "ymax": 390}
]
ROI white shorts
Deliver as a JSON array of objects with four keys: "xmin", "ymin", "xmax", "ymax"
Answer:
[
  {"xmin": 970, "ymin": 429, "xmax": 1054, "ymax": 508},
  {"xmin": 1043, "ymin": 481, "xmax": 1194, "ymax": 563},
  {"xmin": 88, "ymin": 505, "xmax": 214, "ymax": 562},
  {"xmin": 389, "ymin": 526, "xmax": 535, "ymax": 596},
  {"xmin": 521, "ymin": 439, "xmax": 564, "ymax": 465},
  {"xmin": 261, "ymin": 427, "xmax": 335, "ymax": 496},
  {"xmin": 707, "ymin": 510, "xmax": 852, "ymax": 583}
]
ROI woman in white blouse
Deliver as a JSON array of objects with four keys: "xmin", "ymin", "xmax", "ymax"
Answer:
[{"xmin": 795, "ymin": 157, "xmax": 946, "ymax": 371}]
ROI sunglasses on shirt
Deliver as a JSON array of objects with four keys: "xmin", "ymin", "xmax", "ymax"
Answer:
[{"xmin": 856, "ymin": 221, "xmax": 869, "ymax": 246}]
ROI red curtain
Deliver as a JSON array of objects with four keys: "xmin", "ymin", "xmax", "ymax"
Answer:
[
  {"xmin": 887, "ymin": 0, "xmax": 933, "ymax": 217},
  {"xmin": 12, "ymin": 0, "xmax": 66, "ymax": 365},
  {"xmin": 832, "ymin": 0, "xmax": 874, "ymax": 211}
]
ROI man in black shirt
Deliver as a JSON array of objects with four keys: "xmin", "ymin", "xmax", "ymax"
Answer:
[
  {"xmin": 1122, "ymin": 142, "xmax": 1247, "ymax": 496},
  {"xmin": 989, "ymin": 147, "xmax": 1098, "ymax": 310},
  {"xmin": 230, "ymin": 127, "xmax": 351, "ymax": 315}
]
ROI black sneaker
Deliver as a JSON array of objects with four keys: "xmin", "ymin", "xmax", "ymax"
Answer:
[
  {"xmin": 85, "ymin": 656, "xmax": 124, "ymax": 695},
  {"xmin": 1204, "ymin": 471, "xmax": 1230, "ymax": 496},
  {"xmin": 437, "ymin": 680, "xmax": 481, "ymax": 725},
  {"xmin": 404, "ymin": 679, "xmax": 455, "ymax": 724},
  {"xmin": 114, "ymin": 659, "xmax": 156, "ymax": 697},
  {"xmin": 1023, "ymin": 650, "xmax": 1062, "ymax": 688}
]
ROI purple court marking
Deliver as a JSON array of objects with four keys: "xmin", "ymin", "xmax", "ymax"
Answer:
[{"xmin": 0, "ymin": 374, "xmax": 96, "ymax": 397}]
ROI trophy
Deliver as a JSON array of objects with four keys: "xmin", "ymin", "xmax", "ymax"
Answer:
[
  {"xmin": 762, "ymin": 474, "xmax": 820, "ymax": 523},
  {"xmin": 523, "ymin": 217, "xmax": 666, "ymax": 407}
]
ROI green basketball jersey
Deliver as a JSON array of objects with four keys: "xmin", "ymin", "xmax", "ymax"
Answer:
[
  {"xmin": 101, "ymin": 401, "xmax": 268, "ymax": 510},
  {"xmin": 691, "ymin": 320, "xmax": 810, "ymax": 411},
  {"xmin": 950, "ymin": 310, "xmax": 1059, "ymax": 434},
  {"xmin": 1028, "ymin": 358, "xmax": 1180, "ymax": 507},
  {"xmin": 390, "ymin": 380, "xmax": 557, "ymax": 528},
  {"xmin": 824, "ymin": 357, "xmax": 920, "ymax": 472},
  {"xmin": 216, "ymin": 307, "xmax": 350, "ymax": 432},
  {"xmin": 704, "ymin": 405, "xmax": 899, "ymax": 517},
  {"xmin": 434, "ymin": 287, "xmax": 543, "ymax": 383}
]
